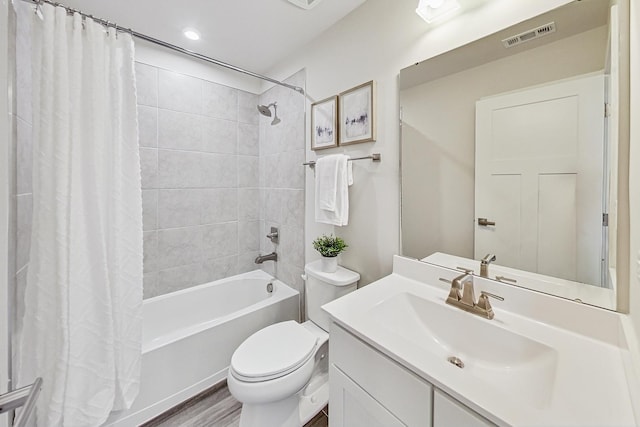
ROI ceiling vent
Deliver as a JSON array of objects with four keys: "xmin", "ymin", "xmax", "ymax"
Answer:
[
  {"xmin": 287, "ymin": 0, "xmax": 323, "ymax": 10},
  {"xmin": 502, "ymin": 22, "xmax": 557, "ymax": 48}
]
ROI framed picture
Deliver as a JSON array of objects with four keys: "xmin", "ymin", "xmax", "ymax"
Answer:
[
  {"xmin": 311, "ymin": 95, "xmax": 338, "ymax": 150},
  {"xmin": 339, "ymin": 80, "xmax": 376, "ymax": 145}
]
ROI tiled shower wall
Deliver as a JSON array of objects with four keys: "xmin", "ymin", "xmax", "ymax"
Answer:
[
  {"xmin": 136, "ymin": 64, "xmax": 306, "ymax": 299},
  {"xmin": 136, "ymin": 63, "xmax": 263, "ymax": 298},
  {"xmin": 259, "ymin": 70, "xmax": 306, "ymax": 311}
]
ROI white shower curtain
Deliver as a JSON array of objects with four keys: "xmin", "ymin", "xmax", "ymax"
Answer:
[{"xmin": 16, "ymin": 3, "xmax": 143, "ymax": 426}]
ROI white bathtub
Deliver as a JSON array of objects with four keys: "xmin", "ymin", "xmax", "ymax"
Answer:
[{"xmin": 104, "ymin": 269, "xmax": 299, "ymax": 426}]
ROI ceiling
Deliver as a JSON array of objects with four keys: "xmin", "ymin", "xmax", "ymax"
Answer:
[
  {"xmin": 59, "ymin": 0, "xmax": 367, "ymax": 73},
  {"xmin": 400, "ymin": 0, "xmax": 609, "ymax": 89}
]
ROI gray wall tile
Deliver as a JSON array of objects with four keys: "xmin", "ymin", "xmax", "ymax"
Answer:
[
  {"xmin": 203, "ymin": 81, "xmax": 238, "ymax": 121},
  {"xmin": 263, "ymin": 188, "xmax": 283, "ymax": 223},
  {"xmin": 201, "ymin": 153, "xmax": 237, "ymax": 188},
  {"xmin": 238, "ymin": 156, "xmax": 258, "ymax": 188},
  {"xmin": 202, "ymin": 117, "xmax": 237, "ymax": 154},
  {"xmin": 239, "ymin": 188, "xmax": 259, "ymax": 221},
  {"xmin": 143, "ymin": 272, "xmax": 159, "ymax": 299},
  {"xmin": 258, "ymin": 70, "xmax": 306, "ymax": 296},
  {"xmin": 139, "ymin": 148, "xmax": 158, "ymax": 189},
  {"xmin": 158, "ymin": 189, "xmax": 202, "ymax": 229},
  {"xmin": 157, "ymin": 226, "xmax": 202, "ymax": 269},
  {"xmin": 138, "ymin": 105, "xmax": 158, "ymax": 148},
  {"xmin": 201, "ymin": 256, "xmax": 238, "ymax": 283},
  {"xmin": 158, "ymin": 109, "xmax": 203, "ymax": 151},
  {"xmin": 238, "ymin": 252, "xmax": 260, "ymax": 274},
  {"xmin": 201, "ymin": 189, "xmax": 237, "ymax": 224},
  {"xmin": 238, "ymin": 123, "xmax": 259, "ymax": 156},
  {"xmin": 202, "ymin": 222, "xmax": 238, "ymax": 259},
  {"xmin": 157, "ymin": 263, "xmax": 203, "ymax": 295},
  {"xmin": 135, "ymin": 62, "xmax": 158, "ymax": 107},
  {"xmin": 134, "ymin": 63, "xmax": 306, "ymax": 301},
  {"xmin": 238, "ymin": 91, "xmax": 258, "ymax": 125},
  {"xmin": 142, "ymin": 189, "xmax": 158, "ymax": 231},
  {"xmin": 143, "ymin": 231, "xmax": 158, "ymax": 273},
  {"xmin": 157, "ymin": 150, "xmax": 201, "ymax": 188},
  {"xmin": 239, "ymin": 221, "xmax": 260, "ymax": 252},
  {"xmin": 158, "ymin": 69, "xmax": 202, "ymax": 114}
]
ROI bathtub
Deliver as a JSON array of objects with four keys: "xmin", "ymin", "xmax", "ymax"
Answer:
[{"xmin": 104, "ymin": 269, "xmax": 299, "ymax": 426}]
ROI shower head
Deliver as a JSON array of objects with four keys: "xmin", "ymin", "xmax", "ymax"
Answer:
[
  {"xmin": 257, "ymin": 102, "xmax": 281, "ymax": 125},
  {"xmin": 257, "ymin": 104, "xmax": 273, "ymax": 117}
]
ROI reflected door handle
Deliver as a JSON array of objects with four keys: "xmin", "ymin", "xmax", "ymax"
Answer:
[{"xmin": 478, "ymin": 218, "xmax": 496, "ymax": 226}]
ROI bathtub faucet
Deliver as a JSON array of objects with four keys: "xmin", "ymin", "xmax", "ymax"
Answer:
[{"xmin": 255, "ymin": 252, "xmax": 278, "ymax": 264}]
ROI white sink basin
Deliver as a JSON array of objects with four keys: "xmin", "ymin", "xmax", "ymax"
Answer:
[{"xmin": 368, "ymin": 292, "xmax": 558, "ymax": 408}]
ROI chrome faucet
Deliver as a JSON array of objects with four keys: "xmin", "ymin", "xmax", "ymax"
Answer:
[
  {"xmin": 255, "ymin": 252, "xmax": 278, "ymax": 264},
  {"xmin": 480, "ymin": 253, "xmax": 496, "ymax": 278},
  {"xmin": 445, "ymin": 272, "xmax": 504, "ymax": 320}
]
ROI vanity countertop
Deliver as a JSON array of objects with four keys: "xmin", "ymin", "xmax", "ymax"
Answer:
[{"xmin": 322, "ymin": 256, "xmax": 639, "ymax": 427}]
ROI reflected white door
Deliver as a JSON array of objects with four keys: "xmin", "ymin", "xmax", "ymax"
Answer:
[{"xmin": 475, "ymin": 74, "xmax": 605, "ymax": 285}]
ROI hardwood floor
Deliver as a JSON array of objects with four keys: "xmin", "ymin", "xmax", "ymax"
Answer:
[{"xmin": 141, "ymin": 382, "xmax": 328, "ymax": 427}]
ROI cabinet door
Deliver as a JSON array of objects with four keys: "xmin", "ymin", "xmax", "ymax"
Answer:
[
  {"xmin": 433, "ymin": 389, "xmax": 494, "ymax": 427},
  {"xmin": 329, "ymin": 365, "xmax": 405, "ymax": 427}
]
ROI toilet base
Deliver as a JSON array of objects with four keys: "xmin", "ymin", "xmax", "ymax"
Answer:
[
  {"xmin": 238, "ymin": 374, "xmax": 329, "ymax": 427},
  {"xmin": 239, "ymin": 394, "xmax": 299, "ymax": 427}
]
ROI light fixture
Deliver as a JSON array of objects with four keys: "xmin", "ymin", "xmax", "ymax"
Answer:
[
  {"xmin": 416, "ymin": 0, "xmax": 460, "ymax": 23},
  {"xmin": 287, "ymin": 0, "xmax": 323, "ymax": 10},
  {"xmin": 182, "ymin": 28, "xmax": 201, "ymax": 41}
]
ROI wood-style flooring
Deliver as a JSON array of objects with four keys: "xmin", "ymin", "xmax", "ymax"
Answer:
[{"xmin": 141, "ymin": 382, "xmax": 328, "ymax": 427}]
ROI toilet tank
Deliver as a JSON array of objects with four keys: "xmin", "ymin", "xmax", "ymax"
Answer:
[{"xmin": 304, "ymin": 260, "xmax": 360, "ymax": 331}]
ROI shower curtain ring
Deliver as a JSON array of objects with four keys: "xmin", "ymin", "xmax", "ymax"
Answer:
[{"xmin": 34, "ymin": 0, "xmax": 44, "ymax": 19}]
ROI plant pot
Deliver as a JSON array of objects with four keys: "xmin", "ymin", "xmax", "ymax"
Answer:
[{"xmin": 320, "ymin": 256, "xmax": 338, "ymax": 273}]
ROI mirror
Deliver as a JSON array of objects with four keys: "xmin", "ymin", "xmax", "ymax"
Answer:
[{"xmin": 400, "ymin": 0, "xmax": 627, "ymax": 310}]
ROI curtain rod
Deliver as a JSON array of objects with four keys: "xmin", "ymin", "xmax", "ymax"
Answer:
[{"xmin": 20, "ymin": 0, "xmax": 306, "ymax": 95}]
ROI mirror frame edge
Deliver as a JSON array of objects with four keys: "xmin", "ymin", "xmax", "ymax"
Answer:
[{"xmin": 616, "ymin": 0, "xmax": 631, "ymax": 314}]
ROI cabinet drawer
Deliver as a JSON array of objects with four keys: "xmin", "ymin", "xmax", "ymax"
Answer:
[{"xmin": 330, "ymin": 323, "xmax": 432, "ymax": 426}]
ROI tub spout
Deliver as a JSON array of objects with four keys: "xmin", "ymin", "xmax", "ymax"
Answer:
[{"xmin": 255, "ymin": 252, "xmax": 278, "ymax": 264}]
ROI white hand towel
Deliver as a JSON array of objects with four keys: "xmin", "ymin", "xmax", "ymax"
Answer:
[
  {"xmin": 315, "ymin": 154, "xmax": 352, "ymax": 226},
  {"xmin": 316, "ymin": 155, "xmax": 341, "ymax": 211}
]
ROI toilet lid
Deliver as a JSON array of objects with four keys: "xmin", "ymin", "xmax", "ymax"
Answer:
[{"xmin": 231, "ymin": 321, "xmax": 317, "ymax": 381}]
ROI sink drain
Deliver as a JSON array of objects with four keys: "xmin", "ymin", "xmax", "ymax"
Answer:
[{"xmin": 447, "ymin": 356, "xmax": 464, "ymax": 369}]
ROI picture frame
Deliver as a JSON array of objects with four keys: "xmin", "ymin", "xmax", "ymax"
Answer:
[
  {"xmin": 311, "ymin": 95, "xmax": 338, "ymax": 150},
  {"xmin": 338, "ymin": 80, "xmax": 376, "ymax": 145}
]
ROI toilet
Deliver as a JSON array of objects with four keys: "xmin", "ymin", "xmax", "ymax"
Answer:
[{"xmin": 227, "ymin": 260, "xmax": 360, "ymax": 427}]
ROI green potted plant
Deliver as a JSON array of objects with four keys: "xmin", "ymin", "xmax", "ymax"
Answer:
[{"xmin": 312, "ymin": 234, "xmax": 348, "ymax": 273}]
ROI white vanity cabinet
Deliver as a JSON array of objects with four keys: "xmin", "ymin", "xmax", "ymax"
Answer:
[
  {"xmin": 433, "ymin": 389, "xmax": 495, "ymax": 427},
  {"xmin": 329, "ymin": 323, "xmax": 495, "ymax": 427}
]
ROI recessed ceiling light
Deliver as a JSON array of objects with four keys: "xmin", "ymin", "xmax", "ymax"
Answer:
[
  {"xmin": 416, "ymin": 0, "xmax": 460, "ymax": 23},
  {"xmin": 287, "ymin": 0, "xmax": 323, "ymax": 10},
  {"xmin": 183, "ymin": 28, "xmax": 201, "ymax": 41}
]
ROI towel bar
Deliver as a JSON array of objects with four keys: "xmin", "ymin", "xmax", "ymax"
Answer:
[
  {"xmin": 303, "ymin": 153, "xmax": 381, "ymax": 168},
  {"xmin": 0, "ymin": 377, "xmax": 43, "ymax": 427}
]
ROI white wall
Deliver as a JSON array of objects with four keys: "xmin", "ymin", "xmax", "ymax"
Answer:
[{"xmin": 264, "ymin": 0, "xmax": 573, "ymax": 286}]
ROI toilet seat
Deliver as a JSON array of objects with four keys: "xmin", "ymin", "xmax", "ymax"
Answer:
[{"xmin": 230, "ymin": 321, "xmax": 317, "ymax": 383}]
